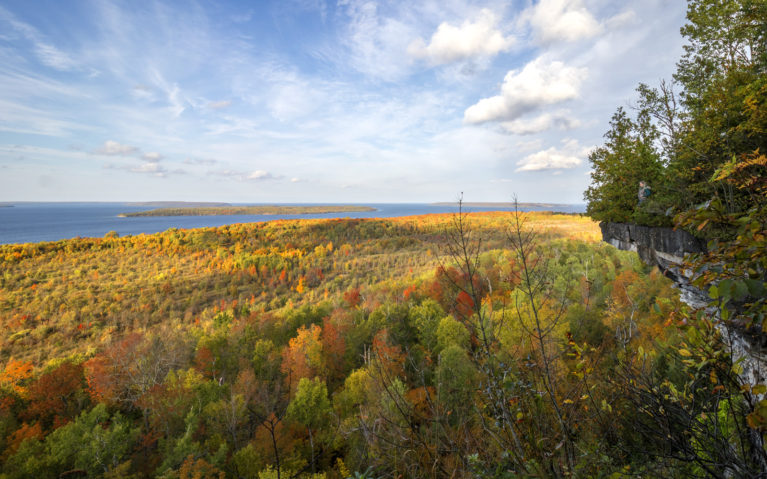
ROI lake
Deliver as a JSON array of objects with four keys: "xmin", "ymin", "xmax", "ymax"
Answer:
[{"xmin": 0, "ymin": 202, "xmax": 586, "ymax": 245}]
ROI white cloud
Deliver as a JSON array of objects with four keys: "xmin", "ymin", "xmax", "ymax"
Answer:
[
  {"xmin": 130, "ymin": 162, "xmax": 166, "ymax": 176},
  {"xmin": 500, "ymin": 111, "xmax": 581, "ymax": 135},
  {"xmin": 521, "ymin": 0, "xmax": 601, "ymax": 44},
  {"xmin": 208, "ymin": 169, "xmax": 280, "ymax": 181},
  {"xmin": 104, "ymin": 161, "xmax": 173, "ymax": 177},
  {"xmin": 94, "ymin": 140, "xmax": 138, "ymax": 156},
  {"xmin": 515, "ymin": 138, "xmax": 591, "ymax": 172},
  {"xmin": 247, "ymin": 170, "xmax": 275, "ymax": 180},
  {"xmin": 290, "ymin": 177, "xmax": 301, "ymax": 183},
  {"xmin": 184, "ymin": 157, "xmax": 218, "ymax": 165},
  {"xmin": 408, "ymin": 9, "xmax": 514, "ymax": 65},
  {"xmin": 207, "ymin": 100, "xmax": 231, "ymax": 109},
  {"xmin": 142, "ymin": 152, "xmax": 163, "ymax": 162},
  {"xmin": 464, "ymin": 58, "xmax": 587, "ymax": 124}
]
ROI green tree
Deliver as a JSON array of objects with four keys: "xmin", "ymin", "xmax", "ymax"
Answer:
[
  {"xmin": 584, "ymin": 108, "xmax": 665, "ymax": 224},
  {"xmin": 4, "ymin": 403, "xmax": 139, "ymax": 478},
  {"xmin": 286, "ymin": 377, "xmax": 332, "ymax": 474}
]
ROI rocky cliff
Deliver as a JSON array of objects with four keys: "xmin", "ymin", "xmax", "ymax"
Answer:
[
  {"xmin": 600, "ymin": 222, "xmax": 707, "ymax": 302},
  {"xmin": 601, "ymin": 221, "xmax": 767, "ymax": 386},
  {"xmin": 599, "ymin": 221, "xmax": 706, "ymax": 272}
]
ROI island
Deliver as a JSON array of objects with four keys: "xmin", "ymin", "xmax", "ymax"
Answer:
[{"xmin": 119, "ymin": 205, "xmax": 376, "ymax": 217}]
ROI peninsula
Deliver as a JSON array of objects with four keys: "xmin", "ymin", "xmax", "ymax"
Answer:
[
  {"xmin": 119, "ymin": 205, "xmax": 376, "ymax": 217},
  {"xmin": 432, "ymin": 201, "xmax": 574, "ymax": 208},
  {"xmin": 125, "ymin": 201, "xmax": 231, "ymax": 208}
]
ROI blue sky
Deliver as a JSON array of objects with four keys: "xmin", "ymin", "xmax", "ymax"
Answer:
[{"xmin": 0, "ymin": 0, "xmax": 687, "ymax": 203}]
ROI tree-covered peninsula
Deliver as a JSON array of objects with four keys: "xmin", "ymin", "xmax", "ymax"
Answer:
[{"xmin": 120, "ymin": 205, "xmax": 376, "ymax": 217}]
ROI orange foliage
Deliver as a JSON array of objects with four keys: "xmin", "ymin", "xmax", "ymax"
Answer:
[
  {"xmin": 455, "ymin": 291, "xmax": 475, "ymax": 318},
  {"xmin": 281, "ymin": 324, "xmax": 323, "ymax": 389},
  {"xmin": 611, "ymin": 270, "xmax": 640, "ymax": 308},
  {"xmin": 403, "ymin": 284, "xmax": 417, "ymax": 301},
  {"xmin": 194, "ymin": 346, "xmax": 217, "ymax": 380},
  {"xmin": 23, "ymin": 362, "xmax": 84, "ymax": 427},
  {"xmin": 5, "ymin": 422, "xmax": 43, "ymax": 456},
  {"xmin": 322, "ymin": 316, "xmax": 347, "ymax": 382},
  {"xmin": 343, "ymin": 288, "xmax": 361, "ymax": 308},
  {"xmin": 84, "ymin": 333, "xmax": 145, "ymax": 404},
  {"xmin": 178, "ymin": 454, "xmax": 225, "ymax": 479},
  {"xmin": 0, "ymin": 359, "xmax": 34, "ymax": 396},
  {"xmin": 406, "ymin": 386, "xmax": 436, "ymax": 417},
  {"xmin": 372, "ymin": 329, "xmax": 405, "ymax": 377}
]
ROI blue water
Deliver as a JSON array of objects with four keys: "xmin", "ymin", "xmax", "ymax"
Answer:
[{"xmin": 0, "ymin": 203, "xmax": 586, "ymax": 245}]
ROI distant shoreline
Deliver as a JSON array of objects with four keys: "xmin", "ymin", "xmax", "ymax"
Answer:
[
  {"xmin": 431, "ymin": 202, "xmax": 580, "ymax": 208},
  {"xmin": 120, "ymin": 205, "xmax": 377, "ymax": 217},
  {"xmin": 125, "ymin": 201, "xmax": 231, "ymax": 208}
]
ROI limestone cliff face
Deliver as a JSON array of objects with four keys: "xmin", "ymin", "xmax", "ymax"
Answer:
[
  {"xmin": 599, "ymin": 222, "xmax": 706, "ymax": 273},
  {"xmin": 600, "ymin": 221, "xmax": 710, "ymax": 307},
  {"xmin": 599, "ymin": 222, "xmax": 710, "ymax": 308},
  {"xmin": 601, "ymin": 221, "xmax": 767, "ymax": 385}
]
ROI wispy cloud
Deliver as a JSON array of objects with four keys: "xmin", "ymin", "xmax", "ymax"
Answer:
[
  {"xmin": 142, "ymin": 152, "xmax": 164, "ymax": 162},
  {"xmin": 0, "ymin": 6, "xmax": 77, "ymax": 71},
  {"xmin": 94, "ymin": 140, "xmax": 138, "ymax": 156},
  {"xmin": 184, "ymin": 157, "xmax": 218, "ymax": 166},
  {"xmin": 209, "ymin": 169, "xmax": 282, "ymax": 181},
  {"xmin": 501, "ymin": 111, "xmax": 581, "ymax": 135},
  {"xmin": 207, "ymin": 100, "xmax": 232, "ymax": 110},
  {"xmin": 337, "ymin": 0, "xmax": 419, "ymax": 81},
  {"xmin": 0, "ymin": 0, "xmax": 688, "ymax": 203}
]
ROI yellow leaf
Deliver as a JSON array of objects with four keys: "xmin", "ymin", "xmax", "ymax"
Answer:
[{"xmin": 678, "ymin": 349, "xmax": 692, "ymax": 357}]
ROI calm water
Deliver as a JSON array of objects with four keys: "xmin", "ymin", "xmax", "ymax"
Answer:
[{"xmin": 0, "ymin": 203, "xmax": 586, "ymax": 245}]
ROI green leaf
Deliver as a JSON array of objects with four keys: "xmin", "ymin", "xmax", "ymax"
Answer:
[
  {"xmin": 733, "ymin": 280, "xmax": 749, "ymax": 301},
  {"xmin": 746, "ymin": 279, "xmax": 765, "ymax": 297},
  {"xmin": 709, "ymin": 285, "xmax": 719, "ymax": 299},
  {"xmin": 718, "ymin": 279, "xmax": 733, "ymax": 301}
]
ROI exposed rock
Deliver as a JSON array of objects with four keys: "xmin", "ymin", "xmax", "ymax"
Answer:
[
  {"xmin": 600, "ymin": 222, "xmax": 708, "ymax": 302},
  {"xmin": 601, "ymin": 221, "xmax": 767, "ymax": 396},
  {"xmin": 599, "ymin": 221, "xmax": 706, "ymax": 270}
]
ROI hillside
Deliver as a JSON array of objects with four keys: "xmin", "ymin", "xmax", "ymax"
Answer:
[{"xmin": 0, "ymin": 211, "xmax": 695, "ymax": 477}]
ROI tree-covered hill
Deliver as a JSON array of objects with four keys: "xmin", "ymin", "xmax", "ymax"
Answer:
[{"xmin": 1, "ymin": 210, "xmax": 715, "ymax": 477}]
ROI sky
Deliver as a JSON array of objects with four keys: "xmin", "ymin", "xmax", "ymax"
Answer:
[{"xmin": 0, "ymin": 0, "xmax": 688, "ymax": 203}]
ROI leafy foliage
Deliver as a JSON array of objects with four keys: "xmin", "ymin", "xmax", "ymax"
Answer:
[{"xmin": 0, "ymin": 210, "xmax": 689, "ymax": 477}]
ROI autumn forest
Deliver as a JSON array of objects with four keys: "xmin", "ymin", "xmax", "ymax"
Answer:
[
  {"xmin": 0, "ymin": 208, "xmax": 740, "ymax": 478},
  {"xmin": 2, "ymin": 0, "xmax": 767, "ymax": 476}
]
